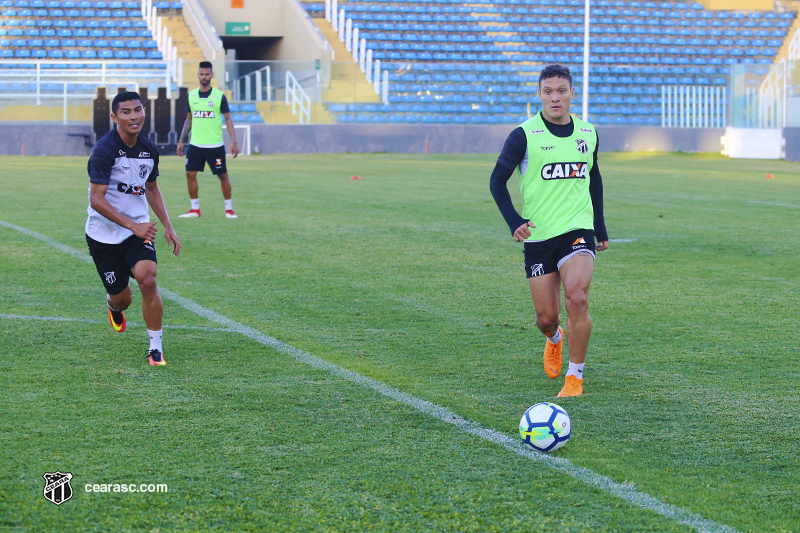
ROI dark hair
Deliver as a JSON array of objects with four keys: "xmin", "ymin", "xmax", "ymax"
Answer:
[
  {"xmin": 112, "ymin": 91, "xmax": 143, "ymax": 114},
  {"xmin": 539, "ymin": 64, "xmax": 572, "ymax": 87},
  {"xmin": 199, "ymin": 61, "xmax": 213, "ymax": 71}
]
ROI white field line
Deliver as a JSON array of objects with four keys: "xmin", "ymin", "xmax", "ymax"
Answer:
[
  {"xmin": 0, "ymin": 313, "xmax": 235, "ymax": 333},
  {"xmin": 609, "ymin": 238, "xmax": 637, "ymax": 242},
  {"xmin": 0, "ymin": 219, "xmax": 738, "ymax": 533},
  {"xmin": 747, "ymin": 200, "xmax": 800, "ymax": 209}
]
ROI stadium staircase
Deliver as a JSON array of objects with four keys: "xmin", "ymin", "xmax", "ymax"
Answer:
[
  {"xmin": 159, "ymin": 12, "xmax": 203, "ymax": 81},
  {"xmin": 315, "ymin": 16, "xmax": 381, "ymax": 102}
]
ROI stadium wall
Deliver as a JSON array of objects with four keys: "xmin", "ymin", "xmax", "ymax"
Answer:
[
  {"xmin": 698, "ymin": 0, "xmax": 773, "ymax": 10},
  {"xmin": 246, "ymin": 125, "xmax": 726, "ymax": 154},
  {"xmin": 782, "ymin": 127, "xmax": 800, "ymax": 162},
  {"xmin": 0, "ymin": 125, "xmax": 731, "ymax": 156},
  {"xmin": 198, "ymin": 0, "xmax": 329, "ymax": 62},
  {"xmin": 0, "ymin": 125, "xmax": 94, "ymax": 157}
]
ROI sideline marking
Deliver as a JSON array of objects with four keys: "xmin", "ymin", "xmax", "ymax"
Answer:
[
  {"xmin": 748, "ymin": 200, "xmax": 800, "ymax": 209},
  {"xmin": 0, "ymin": 314, "xmax": 235, "ymax": 333},
  {"xmin": 0, "ymin": 219, "xmax": 738, "ymax": 533},
  {"xmin": 609, "ymin": 238, "xmax": 637, "ymax": 243}
]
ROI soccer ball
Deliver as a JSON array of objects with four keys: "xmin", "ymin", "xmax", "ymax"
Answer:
[{"xmin": 519, "ymin": 402, "xmax": 571, "ymax": 453}]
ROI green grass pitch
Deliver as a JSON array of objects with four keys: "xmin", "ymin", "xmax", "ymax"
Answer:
[{"xmin": 1, "ymin": 151, "xmax": 799, "ymax": 532}]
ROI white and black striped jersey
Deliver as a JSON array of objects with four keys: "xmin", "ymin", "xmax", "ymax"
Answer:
[{"xmin": 85, "ymin": 128, "xmax": 160, "ymax": 244}]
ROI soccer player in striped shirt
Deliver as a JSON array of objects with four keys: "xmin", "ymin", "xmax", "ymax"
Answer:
[{"xmin": 85, "ymin": 91, "xmax": 181, "ymax": 366}]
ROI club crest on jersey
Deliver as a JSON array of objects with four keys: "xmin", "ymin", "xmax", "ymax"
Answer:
[
  {"xmin": 207, "ymin": 100, "xmax": 214, "ymax": 108},
  {"xmin": 104, "ymin": 271, "xmax": 116, "ymax": 285},
  {"xmin": 576, "ymin": 139, "xmax": 589, "ymax": 154},
  {"xmin": 530, "ymin": 263, "xmax": 545, "ymax": 277},
  {"xmin": 541, "ymin": 162, "xmax": 587, "ymax": 180},
  {"xmin": 138, "ymin": 164, "xmax": 149, "ymax": 179},
  {"xmin": 193, "ymin": 110, "xmax": 216, "ymax": 118}
]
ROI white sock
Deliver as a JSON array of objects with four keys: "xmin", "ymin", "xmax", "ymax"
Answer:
[
  {"xmin": 547, "ymin": 328, "xmax": 562, "ymax": 345},
  {"xmin": 566, "ymin": 362, "xmax": 584, "ymax": 380},
  {"xmin": 190, "ymin": 198, "xmax": 200, "ymax": 210},
  {"xmin": 224, "ymin": 199, "xmax": 233, "ymax": 211},
  {"xmin": 147, "ymin": 329, "xmax": 163, "ymax": 352}
]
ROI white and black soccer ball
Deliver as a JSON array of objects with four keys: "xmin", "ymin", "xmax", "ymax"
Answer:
[{"xmin": 519, "ymin": 402, "xmax": 571, "ymax": 453}]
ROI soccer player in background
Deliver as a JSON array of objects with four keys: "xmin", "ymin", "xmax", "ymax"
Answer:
[
  {"xmin": 176, "ymin": 61, "xmax": 239, "ymax": 219},
  {"xmin": 490, "ymin": 64, "xmax": 609, "ymax": 397},
  {"xmin": 86, "ymin": 91, "xmax": 181, "ymax": 366}
]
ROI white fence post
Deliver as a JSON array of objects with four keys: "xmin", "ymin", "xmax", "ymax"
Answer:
[
  {"xmin": 345, "ymin": 18, "xmax": 352, "ymax": 51},
  {"xmin": 332, "ymin": 0, "xmax": 338, "ymax": 30},
  {"xmin": 365, "ymin": 49, "xmax": 373, "ymax": 82},
  {"xmin": 373, "ymin": 59, "xmax": 381, "ymax": 94},
  {"xmin": 382, "ymin": 70, "xmax": 388, "ymax": 105},
  {"xmin": 352, "ymin": 27, "xmax": 359, "ymax": 59},
  {"xmin": 359, "ymin": 38, "xmax": 366, "ymax": 71},
  {"xmin": 325, "ymin": 0, "xmax": 331, "ymax": 23},
  {"xmin": 338, "ymin": 9, "xmax": 345, "ymax": 41},
  {"xmin": 662, "ymin": 85, "xmax": 726, "ymax": 128}
]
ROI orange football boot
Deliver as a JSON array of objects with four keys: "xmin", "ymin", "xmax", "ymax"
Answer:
[
  {"xmin": 543, "ymin": 326, "xmax": 563, "ymax": 378},
  {"xmin": 557, "ymin": 375, "xmax": 584, "ymax": 397}
]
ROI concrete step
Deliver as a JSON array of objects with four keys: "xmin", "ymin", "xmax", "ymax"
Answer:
[
  {"xmin": 0, "ymin": 103, "xmax": 92, "ymax": 123},
  {"xmin": 255, "ymin": 101, "xmax": 334, "ymax": 124}
]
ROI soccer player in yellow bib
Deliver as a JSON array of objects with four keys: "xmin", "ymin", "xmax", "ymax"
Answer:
[
  {"xmin": 490, "ymin": 64, "xmax": 609, "ymax": 397},
  {"xmin": 177, "ymin": 61, "xmax": 239, "ymax": 219}
]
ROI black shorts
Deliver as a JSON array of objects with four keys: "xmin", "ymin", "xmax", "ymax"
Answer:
[
  {"xmin": 86, "ymin": 234, "xmax": 157, "ymax": 295},
  {"xmin": 523, "ymin": 229, "xmax": 595, "ymax": 278},
  {"xmin": 185, "ymin": 144, "xmax": 227, "ymax": 175}
]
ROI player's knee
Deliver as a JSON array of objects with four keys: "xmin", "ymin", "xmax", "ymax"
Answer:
[
  {"xmin": 136, "ymin": 273, "xmax": 158, "ymax": 295},
  {"xmin": 217, "ymin": 173, "xmax": 229, "ymax": 182},
  {"xmin": 564, "ymin": 290, "xmax": 589, "ymax": 315},
  {"xmin": 536, "ymin": 312, "xmax": 560, "ymax": 332}
]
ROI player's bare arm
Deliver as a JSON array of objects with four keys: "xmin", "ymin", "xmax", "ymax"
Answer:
[
  {"xmin": 145, "ymin": 180, "xmax": 181, "ymax": 256},
  {"xmin": 176, "ymin": 112, "xmax": 192, "ymax": 156},
  {"xmin": 224, "ymin": 112, "xmax": 239, "ymax": 158},
  {"xmin": 596, "ymin": 240, "xmax": 609, "ymax": 251},
  {"xmin": 89, "ymin": 182, "xmax": 157, "ymax": 241}
]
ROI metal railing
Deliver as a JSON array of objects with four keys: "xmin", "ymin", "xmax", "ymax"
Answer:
[
  {"xmin": 285, "ymin": 70, "xmax": 311, "ymax": 124},
  {"xmin": 758, "ymin": 59, "xmax": 787, "ymax": 129},
  {"xmin": 233, "ymin": 66, "xmax": 272, "ymax": 102},
  {"xmin": 325, "ymin": 0, "xmax": 385, "ymax": 100},
  {"xmin": 661, "ymin": 85, "xmax": 727, "ymax": 128},
  {"xmin": 0, "ymin": 60, "xmax": 182, "ymax": 123},
  {"xmin": 789, "ymin": 27, "xmax": 800, "ymax": 61}
]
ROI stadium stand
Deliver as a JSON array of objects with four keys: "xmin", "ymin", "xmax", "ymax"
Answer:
[
  {"xmin": 0, "ymin": 0, "xmax": 270, "ymax": 124},
  {"xmin": 304, "ymin": 0, "xmax": 797, "ymax": 125}
]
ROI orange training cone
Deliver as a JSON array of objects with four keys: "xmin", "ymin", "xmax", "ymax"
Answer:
[
  {"xmin": 351, "ymin": 175, "xmax": 360, "ymax": 180},
  {"xmin": 766, "ymin": 174, "xmax": 775, "ymax": 179}
]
